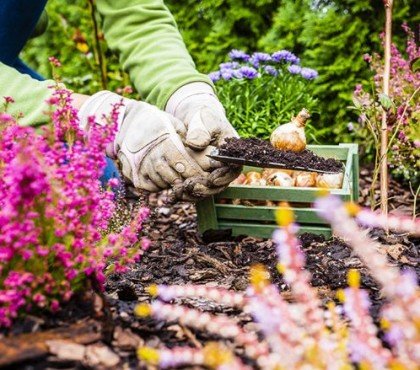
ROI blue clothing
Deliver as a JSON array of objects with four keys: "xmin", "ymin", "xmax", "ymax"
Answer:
[
  {"xmin": 0, "ymin": 1, "xmax": 48, "ymax": 67},
  {"xmin": 0, "ymin": 0, "xmax": 121, "ymax": 186}
]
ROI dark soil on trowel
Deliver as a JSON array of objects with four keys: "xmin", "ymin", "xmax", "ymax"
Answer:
[
  {"xmin": 218, "ymin": 137, "xmax": 344, "ymax": 172},
  {"xmin": 1, "ymin": 182, "xmax": 418, "ymax": 369}
]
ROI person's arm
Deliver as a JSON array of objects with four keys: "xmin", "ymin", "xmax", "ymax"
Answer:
[
  {"xmin": 0, "ymin": 62, "xmax": 55, "ymax": 126},
  {"xmin": 0, "ymin": 62, "xmax": 91, "ymax": 126},
  {"xmin": 95, "ymin": 0, "xmax": 213, "ymax": 110}
]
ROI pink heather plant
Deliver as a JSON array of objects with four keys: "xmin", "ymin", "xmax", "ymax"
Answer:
[
  {"xmin": 352, "ymin": 24, "xmax": 419, "ymax": 186},
  {"xmin": 135, "ymin": 198, "xmax": 419, "ymax": 369},
  {"xmin": 0, "ymin": 91, "xmax": 150, "ymax": 328}
]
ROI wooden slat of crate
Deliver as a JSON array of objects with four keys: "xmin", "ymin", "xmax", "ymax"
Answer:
[
  {"xmin": 215, "ymin": 186, "xmax": 352, "ymax": 202},
  {"xmin": 196, "ymin": 194, "xmax": 218, "ymax": 231},
  {"xmin": 217, "ymin": 222, "xmax": 332, "ymax": 238},
  {"xmin": 306, "ymin": 144, "xmax": 348, "ymax": 160},
  {"xmin": 216, "ymin": 205, "xmax": 327, "ymax": 224}
]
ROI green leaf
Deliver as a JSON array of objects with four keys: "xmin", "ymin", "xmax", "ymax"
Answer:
[
  {"xmin": 411, "ymin": 57, "xmax": 420, "ymax": 73},
  {"xmin": 378, "ymin": 93, "xmax": 393, "ymax": 110}
]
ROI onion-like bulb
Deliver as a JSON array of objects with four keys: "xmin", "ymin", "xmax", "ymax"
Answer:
[
  {"xmin": 245, "ymin": 171, "xmax": 266, "ymax": 186},
  {"xmin": 270, "ymin": 109, "xmax": 310, "ymax": 152},
  {"xmin": 262, "ymin": 168, "xmax": 294, "ymax": 179},
  {"xmin": 231, "ymin": 173, "xmax": 246, "ymax": 185},
  {"xmin": 266, "ymin": 171, "xmax": 295, "ymax": 187},
  {"xmin": 294, "ymin": 171, "xmax": 317, "ymax": 187},
  {"xmin": 316, "ymin": 172, "xmax": 344, "ymax": 189}
]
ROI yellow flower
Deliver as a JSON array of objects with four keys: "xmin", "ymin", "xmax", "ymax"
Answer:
[
  {"xmin": 275, "ymin": 202, "xmax": 294, "ymax": 226},
  {"xmin": 76, "ymin": 42, "xmax": 89, "ymax": 54},
  {"xmin": 347, "ymin": 269, "xmax": 360, "ymax": 288},
  {"xmin": 145, "ymin": 284, "xmax": 158, "ymax": 297},
  {"xmin": 134, "ymin": 303, "xmax": 152, "ymax": 317},
  {"xmin": 137, "ymin": 347, "xmax": 159, "ymax": 365}
]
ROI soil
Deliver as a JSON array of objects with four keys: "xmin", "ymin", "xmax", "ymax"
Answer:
[
  {"xmin": 0, "ymin": 169, "xmax": 418, "ymax": 370},
  {"xmin": 218, "ymin": 138, "xmax": 344, "ymax": 173}
]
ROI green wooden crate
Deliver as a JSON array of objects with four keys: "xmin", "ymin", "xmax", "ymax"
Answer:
[{"xmin": 196, "ymin": 144, "xmax": 359, "ymax": 238}]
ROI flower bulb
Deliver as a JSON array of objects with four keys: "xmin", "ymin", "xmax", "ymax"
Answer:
[
  {"xmin": 270, "ymin": 109, "xmax": 310, "ymax": 152},
  {"xmin": 294, "ymin": 171, "xmax": 317, "ymax": 187},
  {"xmin": 231, "ymin": 173, "xmax": 246, "ymax": 185},
  {"xmin": 262, "ymin": 168, "xmax": 294, "ymax": 179},
  {"xmin": 316, "ymin": 172, "xmax": 344, "ymax": 189},
  {"xmin": 245, "ymin": 171, "xmax": 266, "ymax": 186},
  {"xmin": 266, "ymin": 171, "xmax": 295, "ymax": 187}
]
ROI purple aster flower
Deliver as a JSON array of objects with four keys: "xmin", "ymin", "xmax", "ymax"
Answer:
[
  {"xmin": 237, "ymin": 66, "xmax": 259, "ymax": 79},
  {"xmin": 228, "ymin": 49, "xmax": 250, "ymax": 62},
  {"xmin": 219, "ymin": 62, "xmax": 240, "ymax": 70},
  {"xmin": 300, "ymin": 67, "xmax": 318, "ymax": 80},
  {"xmin": 250, "ymin": 52, "xmax": 272, "ymax": 67},
  {"xmin": 347, "ymin": 122, "xmax": 354, "ymax": 131},
  {"xmin": 288, "ymin": 65, "xmax": 302, "ymax": 75},
  {"xmin": 208, "ymin": 71, "xmax": 221, "ymax": 83},
  {"xmin": 233, "ymin": 70, "xmax": 244, "ymax": 79},
  {"xmin": 264, "ymin": 65, "xmax": 278, "ymax": 76},
  {"xmin": 272, "ymin": 50, "xmax": 300, "ymax": 64},
  {"xmin": 221, "ymin": 69, "xmax": 234, "ymax": 81}
]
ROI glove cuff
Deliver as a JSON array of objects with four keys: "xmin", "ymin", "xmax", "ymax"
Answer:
[
  {"xmin": 78, "ymin": 90, "xmax": 130, "ymax": 131},
  {"xmin": 165, "ymin": 82, "xmax": 217, "ymax": 116}
]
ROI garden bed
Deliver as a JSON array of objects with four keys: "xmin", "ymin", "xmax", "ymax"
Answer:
[{"xmin": 1, "ymin": 185, "xmax": 418, "ymax": 370}]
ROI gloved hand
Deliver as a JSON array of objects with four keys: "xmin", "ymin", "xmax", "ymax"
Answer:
[
  {"xmin": 78, "ymin": 91, "xmax": 230, "ymax": 200},
  {"xmin": 166, "ymin": 82, "xmax": 241, "ymax": 188}
]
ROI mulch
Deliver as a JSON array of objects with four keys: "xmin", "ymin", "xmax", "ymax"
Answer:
[{"xmin": 0, "ymin": 170, "xmax": 418, "ymax": 370}]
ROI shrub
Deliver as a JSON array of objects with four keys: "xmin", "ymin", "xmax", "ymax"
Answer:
[
  {"xmin": 211, "ymin": 50, "xmax": 318, "ymax": 139},
  {"xmin": 258, "ymin": 0, "xmax": 419, "ymax": 143},
  {"xmin": 352, "ymin": 25, "xmax": 420, "ymax": 187},
  {"xmin": 0, "ymin": 90, "xmax": 150, "ymax": 328},
  {"xmin": 22, "ymin": 0, "xmax": 418, "ymax": 144},
  {"xmin": 134, "ymin": 196, "xmax": 419, "ymax": 369}
]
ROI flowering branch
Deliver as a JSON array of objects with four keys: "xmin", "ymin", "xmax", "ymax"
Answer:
[
  {"xmin": 355, "ymin": 207, "xmax": 420, "ymax": 235},
  {"xmin": 146, "ymin": 284, "xmax": 246, "ymax": 308},
  {"xmin": 137, "ymin": 343, "xmax": 251, "ymax": 370},
  {"xmin": 134, "ymin": 301, "xmax": 270, "ymax": 361},
  {"xmin": 341, "ymin": 270, "xmax": 392, "ymax": 367},
  {"xmin": 0, "ymin": 87, "xmax": 150, "ymax": 327},
  {"xmin": 134, "ymin": 196, "xmax": 419, "ymax": 369}
]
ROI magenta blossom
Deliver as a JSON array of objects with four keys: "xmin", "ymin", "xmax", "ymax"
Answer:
[{"xmin": 0, "ymin": 88, "xmax": 150, "ymax": 327}]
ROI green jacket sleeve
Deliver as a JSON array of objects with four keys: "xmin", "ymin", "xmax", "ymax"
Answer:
[
  {"xmin": 0, "ymin": 62, "xmax": 55, "ymax": 126},
  {"xmin": 95, "ymin": 0, "xmax": 213, "ymax": 109}
]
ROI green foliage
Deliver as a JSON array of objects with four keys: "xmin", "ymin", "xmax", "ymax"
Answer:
[
  {"xmin": 23, "ymin": 0, "xmax": 130, "ymax": 95},
  {"xmin": 164, "ymin": 0, "xmax": 282, "ymax": 72},
  {"xmin": 351, "ymin": 27, "xmax": 420, "ymax": 188},
  {"xmin": 212, "ymin": 53, "xmax": 318, "ymax": 139},
  {"xmin": 22, "ymin": 0, "xmax": 419, "ymax": 145},
  {"xmin": 218, "ymin": 74, "xmax": 318, "ymax": 139},
  {"xmin": 258, "ymin": 0, "xmax": 419, "ymax": 143}
]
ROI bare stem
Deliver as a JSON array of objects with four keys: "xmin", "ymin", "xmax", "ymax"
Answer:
[
  {"xmin": 87, "ymin": 0, "xmax": 107, "ymax": 90},
  {"xmin": 379, "ymin": 0, "xmax": 393, "ymax": 218}
]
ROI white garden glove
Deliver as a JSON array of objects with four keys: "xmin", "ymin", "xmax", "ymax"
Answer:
[
  {"xmin": 166, "ymin": 82, "xmax": 241, "ymax": 187},
  {"xmin": 78, "ymin": 91, "xmax": 227, "ymax": 200}
]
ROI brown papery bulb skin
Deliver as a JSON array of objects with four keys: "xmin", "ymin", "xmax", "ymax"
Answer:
[
  {"xmin": 231, "ymin": 173, "xmax": 247, "ymax": 185},
  {"xmin": 267, "ymin": 172, "xmax": 295, "ymax": 187},
  {"xmin": 262, "ymin": 168, "xmax": 294, "ymax": 179},
  {"xmin": 316, "ymin": 172, "xmax": 344, "ymax": 189},
  {"xmin": 294, "ymin": 171, "xmax": 317, "ymax": 187},
  {"xmin": 245, "ymin": 171, "xmax": 266, "ymax": 186},
  {"xmin": 270, "ymin": 108, "xmax": 310, "ymax": 152}
]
